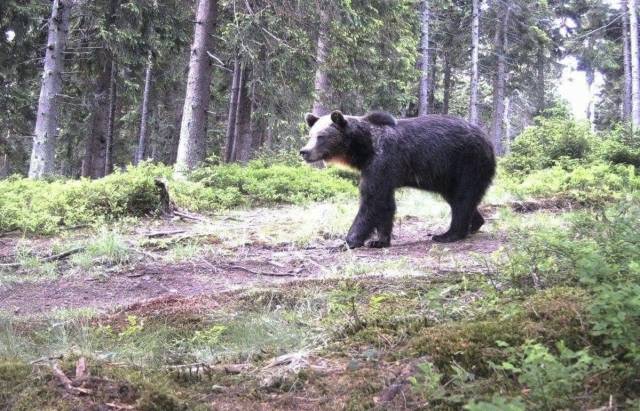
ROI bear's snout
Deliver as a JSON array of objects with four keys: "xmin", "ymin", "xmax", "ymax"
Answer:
[{"xmin": 299, "ymin": 148, "xmax": 312, "ymax": 162}]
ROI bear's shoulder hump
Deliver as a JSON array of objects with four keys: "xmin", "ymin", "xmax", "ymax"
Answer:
[{"xmin": 363, "ymin": 111, "xmax": 397, "ymax": 127}]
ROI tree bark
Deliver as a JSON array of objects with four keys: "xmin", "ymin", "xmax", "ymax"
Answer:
[
  {"xmin": 312, "ymin": 8, "xmax": 330, "ymax": 116},
  {"xmin": 224, "ymin": 56, "xmax": 241, "ymax": 163},
  {"xmin": 623, "ymin": 0, "xmax": 633, "ymax": 122},
  {"xmin": 231, "ymin": 61, "xmax": 253, "ymax": 163},
  {"xmin": 135, "ymin": 51, "xmax": 153, "ymax": 164},
  {"xmin": 490, "ymin": 4, "xmax": 510, "ymax": 156},
  {"xmin": 443, "ymin": 51, "xmax": 451, "ymax": 115},
  {"xmin": 418, "ymin": 0, "xmax": 430, "ymax": 117},
  {"xmin": 28, "ymin": 0, "xmax": 73, "ymax": 179},
  {"xmin": 174, "ymin": 0, "xmax": 218, "ymax": 176},
  {"xmin": 630, "ymin": 0, "xmax": 640, "ymax": 128},
  {"xmin": 427, "ymin": 51, "xmax": 437, "ymax": 113},
  {"xmin": 536, "ymin": 45, "xmax": 545, "ymax": 115},
  {"xmin": 104, "ymin": 59, "xmax": 117, "ymax": 175},
  {"xmin": 469, "ymin": 0, "xmax": 480, "ymax": 124},
  {"xmin": 81, "ymin": 58, "xmax": 110, "ymax": 179}
]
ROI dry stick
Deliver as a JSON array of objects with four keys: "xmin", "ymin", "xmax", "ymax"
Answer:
[
  {"xmin": 219, "ymin": 264, "xmax": 295, "ymax": 277},
  {"xmin": 145, "ymin": 229, "xmax": 187, "ymax": 238},
  {"xmin": 173, "ymin": 210, "xmax": 210, "ymax": 223},
  {"xmin": 0, "ymin": 246, "xmax": 85, "ymax": 268},
  {"xmin": 51, "ymin": 362, "xmax": 93, "ymax": 395}
]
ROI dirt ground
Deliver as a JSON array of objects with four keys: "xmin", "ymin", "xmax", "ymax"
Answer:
[{"xmin": 0, "ymin": 206, "xmax": 502, "ymax": 316}]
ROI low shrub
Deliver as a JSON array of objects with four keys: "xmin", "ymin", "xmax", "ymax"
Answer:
[
  {"xmin": 503, "ymin": 117, "xmax": 596, "ymax": 175},
  {"xmin": 506, "ymin": 162, "xmax": 640, "ymax": 207},
  {"xmin": 0, "ymin": 161, "xmax": 356, "ymax": 234}
]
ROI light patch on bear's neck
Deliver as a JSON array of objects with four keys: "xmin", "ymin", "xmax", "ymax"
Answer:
[{"xmin": 324, "ymin": 154, "xmax": 357, "ymax": 171}]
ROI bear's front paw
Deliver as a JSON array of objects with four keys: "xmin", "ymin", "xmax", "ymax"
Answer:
[
  {"xmin": 432, "ymin": 232, "xmax": 465, "ymax": 243},
  {"xmin": 345, "ymin": 237, "xmax": 365, "ymax": 249},
  {"xmin": 366, "ymin": 239, "xmax": 390, "ymax": 248}
]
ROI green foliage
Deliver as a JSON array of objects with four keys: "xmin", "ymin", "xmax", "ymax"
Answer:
[
  {"xmin": 493, "ymin": 341, "xmax": 606, "ymax": 410},
  {"xmin": 598, "ymin": 125, "xmax": 640, "ymax": 168},
  {"xmin": 503, "ymin": 117, "xmax": 596, "ymax": 175},
  {"xmin": 0, "ymin": 162, "xmax": 356, "ymax": 234},
  {"xmin": 188, "ymin": 161, "xmax": 356, "ymax": 208},
  {"xmin": 508, "ymin": 162, "xmax": 640, "ymax": 206},
  {"xmin": 502, "ymin": 199, "xmax": 640, "ymax": 360},
  {"xmin": 0, "ymin": 163, "xmax": 170, "ymax": 234}
]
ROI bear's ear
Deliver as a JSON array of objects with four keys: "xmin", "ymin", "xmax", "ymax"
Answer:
[
  {"xmin": 331, "ymin": 110, "xmax": 348, "ymax": 128},
  {"xmin": 305, "ymin": 113, "xmax": 319, "ymax": 127}
]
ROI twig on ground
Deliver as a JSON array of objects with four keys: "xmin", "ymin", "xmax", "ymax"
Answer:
[
  {"xmin": 0, "ymin": 246, "xmax": 85, "ymax": 268},
  {"xmin": 219, "ymin": 264, "xmax": 295, "ymax": 277},
  {"xmin": 145, "ymin": 229, "xmax": 186, "ymax": 238},
  {"xmin": 173, "ymin": 210, "xmax": 210, "ymax": 223},
  {"xmin": 52, "ymin": 362, "xmax": 92, "ymax": 395}
]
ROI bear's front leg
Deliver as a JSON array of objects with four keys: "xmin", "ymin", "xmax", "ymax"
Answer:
[{"xmin": 345, "ymin": 185, "xmax": 396, "ymax": 249}]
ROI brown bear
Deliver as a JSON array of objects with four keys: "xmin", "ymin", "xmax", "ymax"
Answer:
[{"xmin": 300, "ymin": 110, "xmax": 496, "ymax": 248}]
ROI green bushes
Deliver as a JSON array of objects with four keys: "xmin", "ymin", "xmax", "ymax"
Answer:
[
  {"xmin": 503, "ymin": 117, "xmax": 596, "ymax": 175},
  {"xmin": 507, "ymin": 162, "xmax": 640, "ymax": 206},
  {"xmin": 0, "ymin": 163, "xmax": 171, "ymax": 234},
  {"xmin": 0, "ymin": 161, "xmax": 356, "ymax": 234},
  {"xmin": 188, "ymin": 160, "xmax": 356, "ymax": 207}
]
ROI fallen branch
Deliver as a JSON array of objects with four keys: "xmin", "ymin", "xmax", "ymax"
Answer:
[
  {"xmin": 0, "ymin": 246, "xmax": 85, "ymax": 268},
  {"xmin": 173, "ymin": 210, "xmax": 210, "ymax": 223},
  {"xmin": 52, "ymin": 362, "xmax": 92, "ymax": 395},
  {"xmin": 219, "ymin": 264, "xmax": 295, "ymax": 277},
  {"xmin": 145, "ymin": 229, "xmax": 186, "ymax": 238}
]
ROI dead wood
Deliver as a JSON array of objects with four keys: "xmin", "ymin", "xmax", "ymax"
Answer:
[
  {"xmin": 0, "ymin": 246, "xmax": 85, "ymax": 268},
  {"xmin": 145, "ymin": 229, "xmax": 187, "ymax": 238},
  {"xmin": 52, "ymin": 361, "xmax": 93, "ymax": 395},
  {"xmin": 219, "ymin": 264, "xmax": 295, "ymax": 277}
]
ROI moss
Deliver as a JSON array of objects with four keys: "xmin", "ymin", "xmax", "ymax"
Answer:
[{"xmin": 406, "ymin": 288, "xmax": 589, "ymax": 376}]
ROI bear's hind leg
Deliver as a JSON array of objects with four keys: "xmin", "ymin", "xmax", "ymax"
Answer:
[
  {"xmin": 433, "ymin": 193, "xmax": 478, "ymax": 243},
  {"xmin": 470, "ymin": 209, "xmax": 485, "ymax": 233}
]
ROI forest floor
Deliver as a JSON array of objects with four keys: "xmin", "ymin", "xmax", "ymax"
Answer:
[{"xmin": 0, "ymin": 190, "xmax": 573, "ymax": 410}]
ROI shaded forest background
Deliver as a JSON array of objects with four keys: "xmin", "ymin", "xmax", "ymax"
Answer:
[{"xmin": 0, "ymin": 0, "xmax": 633, "ymax": 178}]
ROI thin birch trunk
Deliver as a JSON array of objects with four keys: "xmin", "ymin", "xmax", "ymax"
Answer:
[{"xmin": 443, "ymin": 51, "xmax": 451, "ymax": 115}]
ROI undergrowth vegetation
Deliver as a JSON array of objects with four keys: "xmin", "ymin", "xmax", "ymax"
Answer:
[
  {"xmin": 0, "ymin": 161, "xmax": 356, "ymax": 234},
  {"xmin": 1, "ymin": 116, "xmax": 640, "ymax": 409}
]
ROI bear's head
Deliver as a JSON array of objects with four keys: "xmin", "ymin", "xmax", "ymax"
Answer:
[
  {"xmin": 299, "ymin": 110, "xmax": 352, "ymax": 164},
  {"xmin": 300, "ymin": 110, "xmax": 395, "ymax": 168}
]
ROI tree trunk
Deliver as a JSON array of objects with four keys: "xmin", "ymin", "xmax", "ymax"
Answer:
[
  {"xmin": 312, "ymin": 8, "xmax": 330, "ymax": 116},
  {"xmin": 231, "ymin": 62, "xmax": 253, "ymax": 163},
  {"xmin": 630, "ymin": 0, "xmax": 640, "ymax": 128},
  {"xmin": 469, "ymin": 0, "xmax": 480, "ymax": 124},
  {"xmin": 427, "ymin": 51, "xmax": 437, "ymax": 113},
  {"xmin": 28, "ymin": 0, "xmax": 73, "ymax": 179},
  {"xmin": 224, "ymin": 56, "xmax": 241, "ymax": 163},
  {"xmin": 418, "ymin": 0, "xmax": 430, "ymax": 116},
  {"xmin": 135, "ymin": 51, "xmax": 153, "ymax": 164},
  {"xmin": 174, "ymin": 0, "xmax": 218, "ymax": 176},
  {"xmin": 536, "ymin": 45, "xmax": 545, "ymax": 115},
  {"xmin": 623, "ymin": 0, "xmax": 633, "ymax": 122},
  {"xmin": 490, "ymin": 5, "xmax": 510, "ymax": 156},
  {"xmin": 443, "ymin": 51, "xmax": 451, "ymax": 115},
  {"xmin": 104, "ymin": 59, "xmax": 117, "ymax": 175},
  {"xmin": 81, "ymin": 49, "xmax": 111, "ymax": 179}
]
